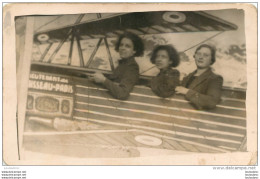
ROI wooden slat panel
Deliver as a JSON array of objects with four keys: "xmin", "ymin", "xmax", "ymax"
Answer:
[
  {"xmin": 75, "ymin": 86, "xmax": 246, "ymax": 117},
  {"xmin": 74, "ymin": 98, "xmax": 246, "ymax": 132},
  {"xmin": 74, "ymin": 113, "xmax": 242, "ymax": 149},
  {"xmin": 195, "ymin": 145, "xmax": 220, "ymax": 153},
  {"xmin": 107, "ymin": 133, "xmax": 135, "ymax": 147},
  {"xmin": 162, "ymin": 140, "xmax": 176, "ymax": 150},
  {"xmin": 179, "ymin": 142, "xmax": 200, "ymax": 152},
  {"xmin": 75, "ymin": 95, "xmax": 246, "ymax": 127},
  {"xmin": 75, "ymin": 86, "xmax": 246, "ymax": 120},
  {"xmin": 164, "ymin": 139, "xmax": 187, "ymax": 151},
  {"xmin": 176, "ymin": 135, "xmax": 240, "ymax": 149},
  {"xmin": 74, "ymin": 110, "xmax": 244, "ymax": 143},
  {"xmin": 74, "ymin": 104, "xmax": 246, "ymax": 135},
  {"xmin": 93, "ymin": 133, "xmax": 123, "ymax": 146}
]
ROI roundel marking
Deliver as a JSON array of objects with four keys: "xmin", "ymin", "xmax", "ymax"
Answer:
[
  {"xmin": 135, "ymin": 135, "xmax": 162, "ymax": 146},
  {"xmin": 163, "ymin": 12, "xmax": 186, "ymax": 23},
  {"xmin": 37, "ymin": 34, "xmax": 49, "ymax": 42}
]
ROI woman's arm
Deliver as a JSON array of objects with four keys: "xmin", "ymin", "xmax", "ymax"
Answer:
[
  {"xmin": 103, "ymin": 65, "xmax": 139, "ymax": 100},
  {"xmin": 184, "ymin": 76, "xmax": 223, "ymax": 109}
]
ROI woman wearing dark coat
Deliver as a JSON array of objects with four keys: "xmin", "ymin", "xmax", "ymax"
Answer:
[
  {"xmin": 89, "ymin": 32, "xmax": 144, "ymax": 100},
  {"xmin": 149, "ymin": 45, "xmax": 180, "ymax": 98},
  {"xmin": 175, "ymin": 44, "xmax": 223, "ymax": 109}
]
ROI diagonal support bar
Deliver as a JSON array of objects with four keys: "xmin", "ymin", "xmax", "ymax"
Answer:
[
  {"xmin": 39, "ymin": 43, "xmax": 53, "ymax": 62},
  {"xmin": 47, "ymin": 29, "xmax": 72, "ymax": 63},
  {"xmin": 86, "ymin": 38, "xmax": 103, "ymax": 68},
  {"xmin": 104, "ymin": 37, "xmax": 115, "ymax": 71},
  {"xmin": 75, "ymin": 33, "xmax": 85, "ymax": 67},
  {"xmin": 68, "ymin": 30, "xmax": 75, "ymax": 65}
]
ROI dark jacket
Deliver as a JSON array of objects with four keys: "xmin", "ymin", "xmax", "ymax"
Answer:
[
  {"xmin": 103, "ymin": 57, "xmax": 139, "ymax": 100},
  {"xmin": 150, "ymin": 68, "xmax": 180, "ymax": 98},
  {"xmin": 182, "ymin": 68, "xmax": 223, "ymax": 109}
]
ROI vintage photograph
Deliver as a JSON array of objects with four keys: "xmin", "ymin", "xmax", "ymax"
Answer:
[{"xmin": 9, "ymin": 4, "xmax": 254, "ymax": 164}]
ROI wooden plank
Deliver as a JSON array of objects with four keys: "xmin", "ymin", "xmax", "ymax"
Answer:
[
  {"xmin": 75, "ymin": 110, "xmax": 245, "ymax": 140},
  {"xmin": 107, "ymin": 133, "xmax": 135, "ymax": 147},
  {"xmin": 74, "ymin": 93, "xmax": 246, "ymax": 134},
  {"xmin": 88, "ymin": 133, "xmax": 115, "ymax": 146},
  {"xmin": 195, "ymin": 145, "xmax": 220, "ymax": 153},
  {"xmin": 75, "ymin": 86, "xmax": 247, "ymax": 120},
  {"xmin": 24, "ymin": 135, "xmax": 140, "ymax": 158},
  {"xmin": 74, "ymin": 99, "xmax": 247, "ymax": 132},
  {"xmin": 176, "ymin": 135, "xmax": 240, "ymax": 149},
  {"xmin": 76, "ymin": 87, "xmax": 246, "ymax": 117},
  {"xmin": 75, "ymin": 95, "xmax": 246, "ymax": 127},
  {"xmin": 74, "ymin": 113, "xmax": 242, "ymax": 149},
  {"xmin": 179, "ymin": 142, "xmax": 200, "ymax": 152},
  {"xmin": 74, "ymin": 110, "xmax": 244, "ymax": 143},
  {"xmin": 94, "ymin": 133, "xmax": 123, "ymax": 146},
  {"xmin": 162, "ymin": 140, "xmax": 176, "ymax": 150},
  {"xmin": 74, "ymin": 83, "xmax": 246, "ymax": 110},
  {"xmin": 164, "ymin": 139, "xmax": 187, "ymax": 151},
  {"xmin": 131, "ymin": 86, "xmax": 246, "ymax": 108}
]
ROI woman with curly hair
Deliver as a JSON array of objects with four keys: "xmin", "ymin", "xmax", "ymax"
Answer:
[
  {"xmin": 89, "ymin": 32, "xmax": 144, "ymax": 100},
  {"xmin": 149, "ymin": 45, "xmax": 180, "ymax": 98}
]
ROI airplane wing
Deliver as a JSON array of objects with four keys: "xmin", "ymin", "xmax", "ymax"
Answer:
[{"xmin": 34, "ymin": 11, "xmax": 238, "ymax": 44}]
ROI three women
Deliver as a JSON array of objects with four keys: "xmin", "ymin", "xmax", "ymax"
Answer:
[{"xmin": 90, "ymin": 32, "xmax": 223, "ymax": 109}]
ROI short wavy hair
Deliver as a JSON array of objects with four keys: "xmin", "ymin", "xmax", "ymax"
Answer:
[
  {"xmin": 194, "ymin": 44, "xmax": 216, "ymax": 65},
  {"xmin": 150, "ymin": 45, "xmax": 180, "ymax": 67},
  {"xmin": 114, "ymin": 32, "xmax": 144, "ymax": 57}
]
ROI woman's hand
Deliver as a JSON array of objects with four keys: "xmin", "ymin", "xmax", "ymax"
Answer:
[
  {"xmin": 175, "ymin": 86, "xmax": 189, "ymax": 95},
  {"xmin": 89, "ymin": 72, "xmax": 106, "ymax": 84}
]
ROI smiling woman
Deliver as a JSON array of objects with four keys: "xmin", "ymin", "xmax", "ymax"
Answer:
[
  {"xmin": 175, "ymin": 44, "xmax": 223, "ymax": 110},
  {"xmin": 89, "ymin": 32, "xmax": 144, "ymax": 100}
]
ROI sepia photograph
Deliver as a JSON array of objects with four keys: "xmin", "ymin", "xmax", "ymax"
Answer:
[{"xmin": 3, "ymin": 3, "xmax": 257, "ymax": 166}]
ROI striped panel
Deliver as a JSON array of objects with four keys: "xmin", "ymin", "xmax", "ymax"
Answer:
[
  {"xmin": 73, "ymin": 78, "xmax": 246, "ymax": 150},
  {"xmin": 74, "ymin": 78, "xmax": 246, "ymax": 108},
  {"xmin": 200, "ymin": 26, "xmax": 215, "ymax": 31},
  {"xmin": 73, "ymin": 81, "xmax": 246, "ymax": 151},
  {"xmin": 125, "ymin": 29, "xmax": 144, "ymax": 35},
  {"xmin": 181, "ymin": 24, "xmax": 200, "ymax": 31},
  {"xmin": 151, "ymin": 25, "xmax": 173, "ymax": 33},
  {"xmin": 75, "ymin": 88, "xmax": 246, "ymax": 126},
  {"xmin": 76, "ymin": 86, "xmax": 246, "ymax": 117}
]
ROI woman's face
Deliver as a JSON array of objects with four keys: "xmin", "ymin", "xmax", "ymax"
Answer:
[
  {"xmin": 118, "ymin": 37, "xmax": 136, "ymax": 59},
  {"xmin": 155, "ymin": 50, "xmax": 172, "ymax": 70},
  {"xmin": 194, "ymin": 47, "xmax": 212, "ymax": 69}
]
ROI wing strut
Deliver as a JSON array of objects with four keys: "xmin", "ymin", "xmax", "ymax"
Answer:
[
  {"xmin": 47, "ymin": 30, "xmax": 72, "ymax": 63},
  {"xmin": 46, "ymin": 14, "xmax": 85, "ymax": 63},
  {"xmin": 86, "ymin": 38, "xmax": 103, "ymax": 68},
  {"xmin": 39, "ymin": 43, "xmax": 53, "ymax": 62},
  {"xmin": 104, "ymin": 37, "xmax": 115, "ymax": 71},
  {"xmin": 68, "ymin": 29, "xmax": 75, "ymax": 65},
  {"xmin": 75, "ymin": 31, "xmax": 85, "ymax": 67}
]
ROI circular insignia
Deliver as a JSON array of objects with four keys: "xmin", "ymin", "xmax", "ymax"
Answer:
[
  {"xmin": 135, "ymin": 135, "xmax": 162, "ymax": 146},
  {"xmin": 163, "ymin": 12, "xmax": 186, "ymax": 23},
  {"xmin": 37, "ymin": 34, "xmax": 49, "ymax": 42}
]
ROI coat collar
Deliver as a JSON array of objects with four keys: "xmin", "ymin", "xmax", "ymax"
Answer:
[
  {"xmin": 118, "ymin": 56, "xmax": 136, "ymax": 65},
  {"xmin": 159, "ymin": 67, "xmax": 172, "ymax": 75},
  {"xmin": 186, "ymin": 68, "xmax": 213, "ymax": 89}
]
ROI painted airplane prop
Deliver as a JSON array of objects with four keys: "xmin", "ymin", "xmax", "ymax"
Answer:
[{"xmin": 23, "ymin": 11, "xmax": 246, "ymax": 158}]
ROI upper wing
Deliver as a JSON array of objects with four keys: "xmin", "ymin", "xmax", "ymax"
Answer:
[{"xmin": 34, "ymin": 11, "xmax": 238, "ymax": 44}]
